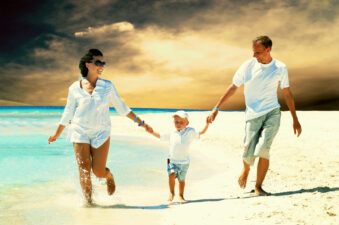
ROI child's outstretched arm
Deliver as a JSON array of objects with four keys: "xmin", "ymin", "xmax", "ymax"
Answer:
[
  {"xmin": 199, "ymin": 118, "xmax": 210, "ymax": 136},
  {"xmin": 146, "ymin": 128, "xmax": 160, "ymax": 139}
]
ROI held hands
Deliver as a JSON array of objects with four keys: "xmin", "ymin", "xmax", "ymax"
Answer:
[
  {"xmin": 142, "ymin": 123, "xmax": 154, "ymax": 134},
  {"xmin": 206, "ymin": 117, "xmax": 211, "ymax": 125},
  {"xmin": 207, "ymin": 109, "xmax": 218, "ymax": 124}
]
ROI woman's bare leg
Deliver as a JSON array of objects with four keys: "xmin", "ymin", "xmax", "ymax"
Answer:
[
  {"xmin": 73, "ymin": 143, "xmax": 92, "ymax": 203},
  {"xmin": 91, "ymin": 137, "xmax": 115, "ymax": 195}
]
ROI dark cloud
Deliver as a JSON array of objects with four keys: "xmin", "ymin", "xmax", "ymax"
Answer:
[{"xmin": 0, "ymin": 0, "xmax": 338, "ymax": 109}]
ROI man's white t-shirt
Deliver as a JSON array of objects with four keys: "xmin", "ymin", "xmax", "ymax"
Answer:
[
  {"xmin": 160, "ymin": 127, "xmax": 199, "ymax": 164},
  {"xmin": 233, "ymin": 58, "xmax": 289, "ymax": 121}
]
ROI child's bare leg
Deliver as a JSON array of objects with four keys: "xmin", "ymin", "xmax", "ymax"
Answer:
[
  {"xmin": 168, "ymin": 173, "xmax": 176, "ymax": 201},
  {"xmin": 73, "ymin": 143, "xmax": 92, "ymax": 204},
  {"xmin": 179, "ymin": 181, "xmax": 186, "ymax": 203}
]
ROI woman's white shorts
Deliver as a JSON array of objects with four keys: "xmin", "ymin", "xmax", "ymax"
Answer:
[{"xmin": 67, "ymin": 124, "xmax": 110, "ymax": 148}]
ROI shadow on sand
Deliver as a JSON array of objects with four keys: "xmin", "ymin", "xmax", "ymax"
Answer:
[
  {"xmin": 88, "ymin": 187, "xmax": 338, "ymax": 209},
  {"xmin": 224, "ymin": 186, "xmax": 339, "ymax": 200},
  {"xmin": 271, "ymin": 186, "xmax": 339, "ymax": 197},
  {"xmin": 185, "ymin": 198, "xmax": 225, "ymax": 204},
  {"xmin": 89, "ymin": 198, "xmax": 226, "ymax": 209},
  {"xmin": 91, "ymin": 203, "xmax": 169, "ymax": 210}
]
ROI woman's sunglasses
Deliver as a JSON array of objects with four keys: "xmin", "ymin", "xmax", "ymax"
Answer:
[{"xmin": 90, "ymin": 60, "xmax": 106, "ymax": 67}]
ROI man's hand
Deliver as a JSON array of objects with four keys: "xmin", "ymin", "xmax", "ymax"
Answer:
[
  {"xmin": 207, "ymin": 109, "xmax": 218, "ymax": 123},
  {"xmin": 293, "ymin": 119, "xmax": 302, "ymax": 137}
]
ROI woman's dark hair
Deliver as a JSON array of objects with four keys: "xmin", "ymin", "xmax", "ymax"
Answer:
[{"xmin": 79, "ymin": 49, "xmax": 103, "ymax": 77}]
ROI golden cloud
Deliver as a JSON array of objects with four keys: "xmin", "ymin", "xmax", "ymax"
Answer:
[{"xmin": 74, "ymin": 22, "xmax": 134, "ymax": 37}]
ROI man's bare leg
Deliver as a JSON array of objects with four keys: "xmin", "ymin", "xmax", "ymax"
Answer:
[
  {"xmin": 238, "ymin": 160, "xmax": 250, "ymax": 188},
  {"xmin": 179, "ymin": 181, "xmax": 186, "ymax": 203},
  {"xmin": 168, "ymin": 173, "xmax": 176, "ymax": 201},
  {"xmin": 255, "ymin": 157, "xmax": 270, "ymax": 196}
]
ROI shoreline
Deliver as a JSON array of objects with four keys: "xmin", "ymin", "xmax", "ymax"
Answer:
[{"xmin": 1, "ymin": 111, "xmax": 338, "ymax": 225}]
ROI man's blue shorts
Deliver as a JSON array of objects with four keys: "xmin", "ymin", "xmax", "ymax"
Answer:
[{"xmin": 243, "ymin": 108, "xmax": 281, "ymax": 166}]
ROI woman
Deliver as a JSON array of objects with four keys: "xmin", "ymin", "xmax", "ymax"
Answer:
[{"xmin": 48, "ymin": 49, "xmax": 153, "ymax": 204}]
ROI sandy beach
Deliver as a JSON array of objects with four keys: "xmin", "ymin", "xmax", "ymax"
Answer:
[{"xmin": 1, "ymin": 111, "xmax": 338, "ymax": 225}]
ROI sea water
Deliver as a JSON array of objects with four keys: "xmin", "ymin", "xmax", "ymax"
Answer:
[
  {"xmin": 0, "ymin": 106, "xmax": 209, "ymax": 223},
  {"xmin": 0, "ymin": 107, "xmax": 168, "ymax": 188}
]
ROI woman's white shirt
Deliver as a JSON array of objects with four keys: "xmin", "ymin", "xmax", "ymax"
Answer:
[{"xmin": 59, "ymin": 77, "xmax": 131, "ymax": 130}]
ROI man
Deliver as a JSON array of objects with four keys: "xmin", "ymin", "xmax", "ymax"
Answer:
[{"xmin": 208, "ymin": 36, "xmax": 302, "ymax": 196}]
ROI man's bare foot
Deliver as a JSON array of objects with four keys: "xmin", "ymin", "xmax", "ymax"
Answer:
[
  {"xmin": 106, "ymin": 172, "xmax": 116, "ymax": 196},
  {"xmin": 254, "ymin": 186, "xmax": 271, "ymax": 196},
  {"xmin": 179, "ymin": 196, "xmax": 186, "ymax": 203},
  {"xmin": 238, "ymin": 170, "xmax": 249, "ymax": 189},
  {"xmin": 168, "ymin": 193, "xmax": 174, "ymax": 202}
]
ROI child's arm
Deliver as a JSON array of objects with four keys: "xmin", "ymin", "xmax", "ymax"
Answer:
[
  {"xmin": 146, "ymin": 128, "xmax": 161, "ymax": 139},
  {"xmin": 199, "ymin": 118, "xmax": 210, "ymax": 136}
]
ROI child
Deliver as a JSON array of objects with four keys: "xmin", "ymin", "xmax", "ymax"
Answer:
[{"xmin": 148, "ymin": 110, "xmax": 210, "ymax": 203}]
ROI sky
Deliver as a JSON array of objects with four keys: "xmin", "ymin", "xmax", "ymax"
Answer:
[{"xmin": 1, "ymin": 0, "xmax": 338, "ymax": 110}]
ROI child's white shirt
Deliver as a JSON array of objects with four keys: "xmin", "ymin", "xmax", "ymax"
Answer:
[{"xmin": 160, "ymin": 127, "xmax": 199, "ymax": 164}]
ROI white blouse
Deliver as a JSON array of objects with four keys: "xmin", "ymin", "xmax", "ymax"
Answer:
[{"xmin": 59, "ymin": 77, "xmax": 131, "ymax": 130}]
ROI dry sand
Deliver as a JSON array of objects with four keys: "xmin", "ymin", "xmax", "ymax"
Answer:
[{"xmin": 94, "ymin": 110, "xmax": 338, "ymax": 225}]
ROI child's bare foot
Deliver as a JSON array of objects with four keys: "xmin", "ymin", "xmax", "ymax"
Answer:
[
  {"xmin": 179, "ymin": 196, "xmax": 186, "ymax": 203},
  {"xmin": 238, "ymin": 170, "xmax": 249, "ymax": 189},
  {"xmin": 254, "ymin": 186, "xmax": 271, "ymax": 196},
  {"xmin": 168, "ymin": 193, "xmax": 174, "ymax": 202},
  {"xmin": 106, "ymin": 172, "xmax": 116, "ymax": 196}
]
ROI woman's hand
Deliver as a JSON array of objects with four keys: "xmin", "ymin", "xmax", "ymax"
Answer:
[
  {"xmin": 143, "ymin": 123, "xmax": 153, "ymax": 133},
  {"xmin": 48, "ymin": 133, "xmax": 59, "ymax": 144},
  {"xmin": 48, "ymin": 125, "xmax": 65, "ymax": 144}
]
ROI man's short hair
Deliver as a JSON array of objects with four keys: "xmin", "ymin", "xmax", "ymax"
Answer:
[{"xmin": 253, "ymin": 36, "xmax": 272, "ymax": 49}]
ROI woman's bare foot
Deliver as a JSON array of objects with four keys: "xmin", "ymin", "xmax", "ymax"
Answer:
[
  {"xmin": 83, "ymin": 191, "xmax": 92, "ymax": 205},
  {"xmin": 254, "ymin": 186, "xmax": 271, "ymax": 196},
  {"xmin": 179, "ymin": 195, "xmax": 186, "ymax": 203},
  {"xmin": 168, "ymin": 193, "xmax": 174, "ymax": 202},
  {"xmin": 106, "ymin": 172, "xmax": 116, "ymax": 196},
  {"xmin": 238, "ymin": 170, "xmax": 249, "ymax": 189}
]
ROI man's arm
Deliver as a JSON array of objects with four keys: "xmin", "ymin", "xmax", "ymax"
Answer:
[
  {"xmin": 283, "ymin": 87, "xmax": 302, "ymax": 137},
  {"xmin": 207, "ymin": 84, "xmax": 238, "ymax": 123}
]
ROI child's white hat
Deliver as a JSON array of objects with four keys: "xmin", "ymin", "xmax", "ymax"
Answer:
[{"xmin": 173, "ymin": 110, "xmax": 189, "ymax": 119}]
